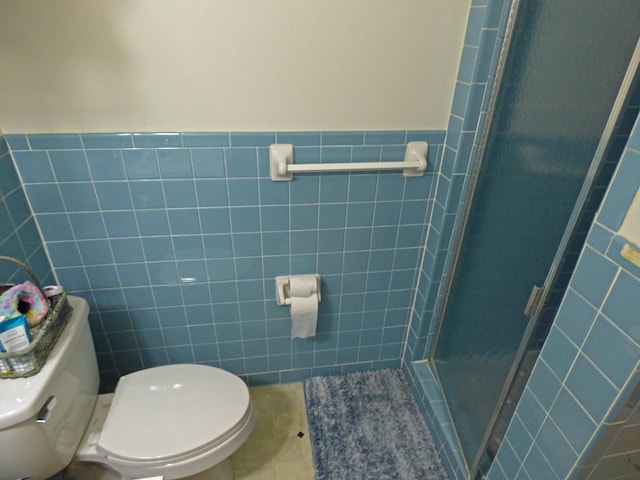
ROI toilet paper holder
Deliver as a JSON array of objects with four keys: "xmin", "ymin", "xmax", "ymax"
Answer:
[{"xmin": 275, "ymin": 275, "xmax": 321, "ymax": 305}]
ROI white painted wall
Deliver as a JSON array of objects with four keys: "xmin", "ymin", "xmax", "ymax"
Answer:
[{"xmin": 0, "ymin": 0, "xmax": 470, "ymax": 133}]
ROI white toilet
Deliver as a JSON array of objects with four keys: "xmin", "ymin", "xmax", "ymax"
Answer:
[{"xmin": 0, "ymin": 296, "xmax": 255, "ymax": 480}]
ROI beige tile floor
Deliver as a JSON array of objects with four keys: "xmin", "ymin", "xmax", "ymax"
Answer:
[{"xmin": 231, "ymin": 382, "xmax": 316, "ymax": 480}]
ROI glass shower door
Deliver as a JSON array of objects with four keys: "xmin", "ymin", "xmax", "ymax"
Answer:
[{"xmin": 432, "ymin": 0, "xmax": 640, "ymax": 474}]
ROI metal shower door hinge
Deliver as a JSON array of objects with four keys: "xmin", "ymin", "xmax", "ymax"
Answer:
[{"xmin": 524, "ymin": 285, "xmax": 547, "ymax": 317}]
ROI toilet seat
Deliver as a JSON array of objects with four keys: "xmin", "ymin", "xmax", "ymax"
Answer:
[{"xmin": 96, "ymin": 364, "xmax": 253, "ymax": 465}]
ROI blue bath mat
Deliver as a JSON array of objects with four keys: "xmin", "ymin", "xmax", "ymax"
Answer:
[{"xmin": 304, "ymin": 369, "xmax": 448, "ymax": 480}]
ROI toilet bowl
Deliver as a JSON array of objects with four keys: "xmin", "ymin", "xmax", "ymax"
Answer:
[
  {"xmin": 72, "ymin": 364, "xmax": 255, "ymax": 480},
  {"xmin": 0, "ymin": 296, "xmax": 255, "ymax": 480}
]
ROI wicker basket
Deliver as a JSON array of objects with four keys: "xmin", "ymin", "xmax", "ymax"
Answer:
[{"xmin": 0, "ymin": 256, "xmax": 73, "ymax": 379}]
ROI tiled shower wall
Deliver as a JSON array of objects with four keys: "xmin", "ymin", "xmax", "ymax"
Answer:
[{"xmin": 7, "ymin": 130, "xmax": 444, "ymax": 390}]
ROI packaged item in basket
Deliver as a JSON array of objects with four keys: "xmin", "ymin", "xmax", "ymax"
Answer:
[
  {"xmin": 43, "ymin": 285, "xmax": 64, "ymax": 303},
  {"xmin": 0, "ymin": 314, "xmax": 32, "ymax": 351},
  {"xmin": 0, "ymin": 314, "xmax": 36, "ymax": 374}
]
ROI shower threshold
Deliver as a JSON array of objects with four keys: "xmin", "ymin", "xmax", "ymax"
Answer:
[{"xmin": 411, "ymin": 360, "xmax": 467, "ymax": 478}]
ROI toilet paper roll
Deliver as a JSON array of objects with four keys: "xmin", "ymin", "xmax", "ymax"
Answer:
[
  {"xmin": 288, "ymin": 276, "xmax": 317, "ymax": 297},
  {"xmin": 290, "ymin": 295, "xmax": 318, "ymax": 339}
]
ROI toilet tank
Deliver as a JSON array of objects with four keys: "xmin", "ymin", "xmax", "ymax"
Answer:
[{"xmin": 0, "ymin": 296, "xmax": 100, "ymax": 480}]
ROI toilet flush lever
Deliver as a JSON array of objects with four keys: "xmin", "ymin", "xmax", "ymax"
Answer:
[{"xmin": 36, "ymin": 395, "xmax": 57, "ymax": 424}]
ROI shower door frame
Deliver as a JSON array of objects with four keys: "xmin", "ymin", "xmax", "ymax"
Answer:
[{"xmin": 426, "ymin": 1, "xmax": 640, "ymax": 476}]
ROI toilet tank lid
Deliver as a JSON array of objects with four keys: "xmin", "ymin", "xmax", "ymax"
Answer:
[
  {"xmin": 97, "ymin": 364, "xmax": 252, "ymax": 461},
  {"xmin": 0, "ymin": 296, "xmax": 88, "ymax": 430}
]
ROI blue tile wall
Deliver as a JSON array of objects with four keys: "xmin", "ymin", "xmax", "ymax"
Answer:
[
  {"xmin": 0, "ymin": 134, "xmax": 53, "ymax": 285},
  {"xmin": 9, "ymin": 130, "xmax": 444, "ymax": 390},
  {"xmin": 488, "ymin": 111, "xmax": 640, "ymax": 479}
]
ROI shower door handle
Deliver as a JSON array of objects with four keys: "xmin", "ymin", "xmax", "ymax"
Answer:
[{"xmin": 524, "ymin": 285, "xmax": 547, "ymax": 317}]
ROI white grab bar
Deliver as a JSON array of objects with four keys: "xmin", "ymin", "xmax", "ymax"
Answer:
[{"xmin": 269, "ymin": 141, "xmax": 428, "ymax": 181}]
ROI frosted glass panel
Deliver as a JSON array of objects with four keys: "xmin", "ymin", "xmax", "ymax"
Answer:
[{"xmin": 433, "ymin": 0, "xmax": 640, "ymax": 470}]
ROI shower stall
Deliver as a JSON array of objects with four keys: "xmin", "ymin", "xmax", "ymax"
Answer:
[{"xmin": 425, "ymin": 1, "xmax": 640, "ymax": 477}]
